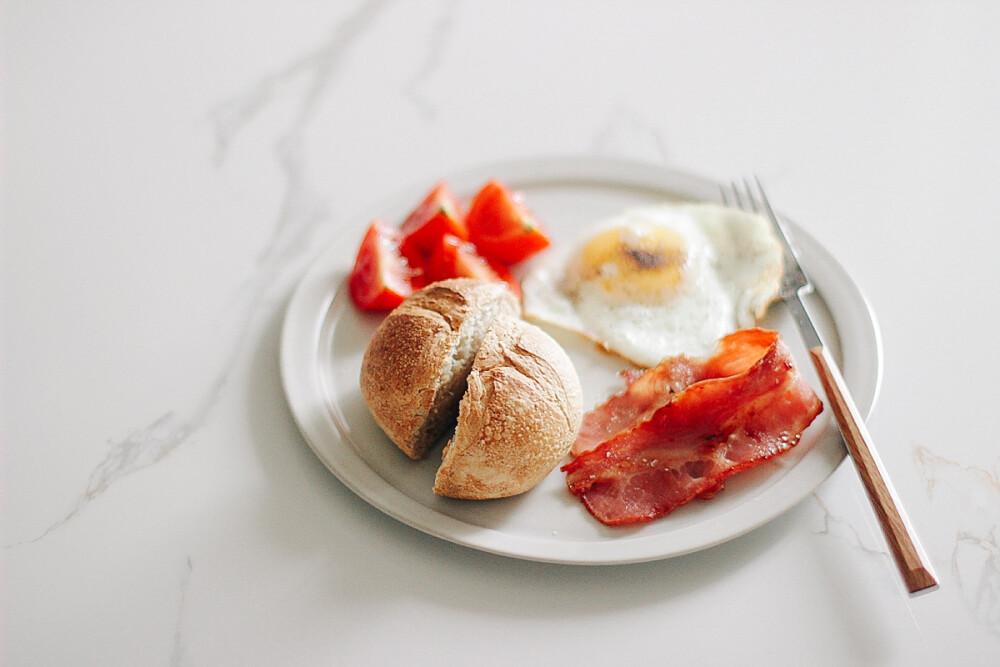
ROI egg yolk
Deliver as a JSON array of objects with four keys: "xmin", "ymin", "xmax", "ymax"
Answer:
[{"xmin": 565, "ymin": 224, "xmax": 688, "ymax": 303}]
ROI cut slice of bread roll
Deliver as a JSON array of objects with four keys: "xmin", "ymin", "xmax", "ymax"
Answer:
[
  {"xmin": 360, "ymin": 278, "xmax": 520, "ymax": 460},
  {"xmin": 433, "ymin": 314, "xmax": 584, "ymax": 500}
]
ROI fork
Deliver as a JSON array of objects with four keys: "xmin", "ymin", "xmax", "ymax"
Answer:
[{"xmin": 722, "ymin": 177, "xmax": 938, "ymax": 596}]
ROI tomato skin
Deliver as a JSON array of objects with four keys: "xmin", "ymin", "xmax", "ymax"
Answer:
[
  {"xmin": 399, "ymin": 182, "xmax": 468, "ymax": 266},
  {"xmin": 426, "ymin": 234, "xmax": 521, "ymax": 298},
  {"xmin": 348, "ymin": 219, "xmax": 417, "ymax": 311},
  {"xmin": 465, "ymin": 179, "xmax": 551, "ymax": 265},
  {"xmin": 348, "ymin": 180, "xmax": 542, "ymax": 311}
]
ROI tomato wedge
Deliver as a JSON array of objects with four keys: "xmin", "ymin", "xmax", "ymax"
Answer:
[
  {"xmin": 348, "ymin": 219, "xmax": 417, "ymax": 311},
  {"xmin": 399, "ymin": 181, "xmax": 467, "ymax": 266},
  {"xmin": 465, "ymin": 179, "xmax": 551, "ymax": 265},
  {"xmin": 426, "ymin": 234, "xmax": 521, "ymax": 298}
]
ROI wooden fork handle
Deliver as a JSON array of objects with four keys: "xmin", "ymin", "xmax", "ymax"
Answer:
[{"xmin": 808, "ymin": 345, "xmax": 938, "ymax": 595}]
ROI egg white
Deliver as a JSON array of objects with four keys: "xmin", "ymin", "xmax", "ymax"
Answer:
[{"xmin": 521, "ymin": 203, "xmax": 783, "ymax": 367}]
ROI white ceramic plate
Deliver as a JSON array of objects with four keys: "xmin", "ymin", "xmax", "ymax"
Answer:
[{"xmin": 280, "ymin": 156, "xmax": 882, "ymax": 564}]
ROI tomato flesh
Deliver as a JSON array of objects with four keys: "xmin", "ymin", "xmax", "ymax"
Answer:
[
  {"xmin": 348, "ymin": 219, "xmax": 416, "ymax": 311},
  {"xmin": 465, "ymin": 179, "xmax": 550, "ymax": 265},
  {"xmin": 347, "ymin": 179, "xmax": 549, "ymax": 311},
  {"xmin": 399, "ymin": 182, "xmax": 468, "ymax": 266},
  {"xmin": 426, "ymin": 234, "xmax": 521, "ymax": 298}
]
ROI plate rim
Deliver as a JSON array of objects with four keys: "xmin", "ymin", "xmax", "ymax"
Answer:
[{"xmin": 280, "ymin": 155, "xmax": 883, "ymax": 565}]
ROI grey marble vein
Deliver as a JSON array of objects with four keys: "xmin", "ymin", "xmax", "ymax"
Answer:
[
  {"xmin": 402, "ymin": 0, "xmax": 458, "ymax": 119},
  {"xmin": 916, "ymin": 446, "xmax": 1000, "ymax": 634},
  {"xmin": 212, "ymin": 0, "xmax": 391, "ymax": 167},
  {"xmin": 592, "ymin": 106, "xmax": 671, "ymax": 164},
  {"xmin": 811, "ymin": 491, "xmax": 887, "ymax": 556},
  {"xmin": 171, "ymin": 557, "xmax": 194, "ymax": 667},
  {"xmin": 11, "ymin": 0, "xmax": 391, "ymax": 547}
]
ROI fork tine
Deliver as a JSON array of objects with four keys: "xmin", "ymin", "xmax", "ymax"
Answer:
[
  {"xmin": 720, "ymin": 181, "xmax": 747, "ymax": 209},
  {"xmin": 719, "ymin": 183, "xmax": 732, "ymax": 206},
  {"xmin": 742, "ymin": 178, "xmax": 760, "ymax": 214},
  {"xmin": 731, "ymin": 182, "xmax": 745, "ymax": 209},
  {"xmin": 751, "ymin": 176, "xmax": 809, "ymax": 266},
  {"xmin": 752, "ymin": 176, "xmax": 779, "ymax": 223},
  {"xmin": 726, "ymin": 180, "xmax": 752, "ymax": 212},
  {"xmin": 730, "ymin": 183, "xmax": 741, "ymax": 208}
]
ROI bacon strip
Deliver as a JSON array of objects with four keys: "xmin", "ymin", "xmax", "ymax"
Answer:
[
  {"xmin": 571, "ymin": 329, "xmax": 780, "ymax": 456},
  {"xmin": 562, "ymin": 329, "xmax": 822, "ymax": 526}
]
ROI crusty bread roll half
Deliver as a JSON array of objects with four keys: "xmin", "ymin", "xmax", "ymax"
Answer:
[
  {"xmin": 360, "ymin": 278, "xmax": 520, "ymax": 460},
  {"xmin": 433, "ymin": 314, "xmax": 584, "ymax": 500}
]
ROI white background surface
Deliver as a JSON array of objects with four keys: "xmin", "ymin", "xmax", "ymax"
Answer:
[{"xmin": 3, "ymin": 1, "xmax": 999, "ymax": 665}]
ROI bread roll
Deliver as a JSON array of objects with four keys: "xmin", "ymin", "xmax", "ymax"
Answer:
[
  {"xmin": 433, "ymin": 315, "xmax": 584, "ymax": 499},
  {"xmin": 360, "ymin": 278, "xmax": 520, "ymax": 459}
]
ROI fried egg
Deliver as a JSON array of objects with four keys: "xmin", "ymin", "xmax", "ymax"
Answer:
[{"xmin": 521, "ymin": 203, "xmax": 784, "ymax": 367}]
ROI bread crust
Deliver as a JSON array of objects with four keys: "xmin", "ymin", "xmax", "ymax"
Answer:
[
  {"xmin": 433, "ymin": 315, "xmax": 584, "ymax": 499},
  {"xmin": 360, "ymin": 278, "xmax": 520, "ymax": 459}
]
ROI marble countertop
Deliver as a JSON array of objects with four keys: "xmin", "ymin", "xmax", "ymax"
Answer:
[{"xmin": 4, "ymin": 1, "xmax": 999, "ymax": 664}]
